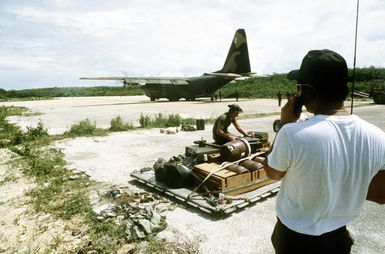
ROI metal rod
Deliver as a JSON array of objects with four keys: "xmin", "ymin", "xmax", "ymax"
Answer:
[{"xmin": 350, "ymin": 0, "xmax": 360, "ymax": 114}]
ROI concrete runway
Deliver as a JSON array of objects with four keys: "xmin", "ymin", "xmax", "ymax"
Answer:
[
  {"xmin": 1, "ymin": 96, "xmax": 384, "ymax": 253},
  {"xmin": 1, "ymin": 95, "xmax": 379, "ymax": 134},
  {"xmin": 1, "ymin": 96, "xmax": 284, "ymax": 135}
]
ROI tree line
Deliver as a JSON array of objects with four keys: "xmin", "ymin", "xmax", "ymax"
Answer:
[{"xmin": 1, "ymin": 67, "xmax": 384, "ymax": 101}]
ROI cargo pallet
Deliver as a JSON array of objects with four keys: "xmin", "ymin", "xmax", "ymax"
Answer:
[{"xmin": 130, "ymin": 169, "xmax": 280, "ymax": 215}]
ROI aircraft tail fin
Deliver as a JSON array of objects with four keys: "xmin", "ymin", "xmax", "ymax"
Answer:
[{"xmin": 219, "ymin": 29, "xmax": 251, "ymax": 75}]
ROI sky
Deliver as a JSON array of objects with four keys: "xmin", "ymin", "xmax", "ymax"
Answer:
[{"xmin": 0, "ymin": 0, "xmax": 384, "ymax": 90}]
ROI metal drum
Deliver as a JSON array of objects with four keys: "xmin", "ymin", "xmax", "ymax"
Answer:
[
  {"xmin": 196, "ymin": 119, "xmax": 205, "ymax": 130},
  {"xmin": 225, "ymin": 163, "xmax": 249, "ymax": 174},
  {"xmin": 220, "ymin": 138, "xmax": 251, "ymax": 162},
  {"xmin": 239, "ymin": 159, "xmax": 262, "ymax": 172}
]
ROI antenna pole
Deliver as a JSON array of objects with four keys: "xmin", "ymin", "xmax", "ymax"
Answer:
[{"xmin": 350, "ymin": 0, "xmax": 360, "ymax": 114}]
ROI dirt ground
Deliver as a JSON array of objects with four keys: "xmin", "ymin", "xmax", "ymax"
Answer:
[{"xmin": 1, "ymin": 96, "xmax": 385, "ymax": 254}]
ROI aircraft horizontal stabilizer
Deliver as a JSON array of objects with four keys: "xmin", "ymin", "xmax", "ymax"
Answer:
[
  {"xmin": 80, "ymin": 77, "xmax": 127, "ymax": 80},
  {"xmin": 204, "ymin": 72, "xmax": 242, "ymax": 78}
]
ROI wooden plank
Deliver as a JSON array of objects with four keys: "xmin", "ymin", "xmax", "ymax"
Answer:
[
  {"xmin": 192, "ymin": 174, "xmax": 222, "ymax": 190},
  {"xmin": 193, "ymin": 163, "xmax": 237, "ymax": 178},
  {"xmin": 224, "ymin": 172, "xmax": 252, "ymax": 189},
  {"xmin": 194, "ymin": 162, "xmax": 253, "ymax": 189},
  {"xmin": 251, "ymin": 168, "xmax": 267, "ymax": 180},
  {"xmin": 224, "ymin": 178, "xmax": 276, "ymax": 196}
]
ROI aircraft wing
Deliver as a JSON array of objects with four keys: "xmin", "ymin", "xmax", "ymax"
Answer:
[{"xmin": 80, "ymin": 77, "xmax": 189, "ymax": 86}]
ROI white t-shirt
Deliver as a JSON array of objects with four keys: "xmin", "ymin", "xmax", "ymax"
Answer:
[{"xmin": 268, "ymin": 114, "xmax": 385, "ymax": 235}]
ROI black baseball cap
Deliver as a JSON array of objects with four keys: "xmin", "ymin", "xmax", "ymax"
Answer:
[{"xmin": 287, "ymin": 49, "xmax": 348, "ymax": 88}]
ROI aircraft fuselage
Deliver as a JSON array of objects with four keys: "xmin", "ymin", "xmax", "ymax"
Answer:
[{"xmin": 142, "ymin": 75, "xmax": 233, "ymax": 101}]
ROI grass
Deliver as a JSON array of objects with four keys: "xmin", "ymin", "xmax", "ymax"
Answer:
[
  {"xmin": 0, "ymin": 174, "xmax": 18, "ymax": 186},
  {"xmin": 0, "ymin": 106, "xmax": 127, "ymax": 252},
  {"xmin": 0, "ymin": 106, "xmax": 205, "ymax": 253},
  {"xmin": 0, "ymin": 104, "xmax": 281, "ymax": 253},
  {"xmin": 22, "ymin": 112, "xmax": 44, "ymax": 117},
  {"xmin": 10, "ymin": 146, "xmax": 128, "ymax": 253},
  {"xmin": 0, "ymin": 105, "xmax": 28, "ymax": 116},
  {"xmin": 143, "ymin": 238, "xmax": 199, "ymax": 254}
]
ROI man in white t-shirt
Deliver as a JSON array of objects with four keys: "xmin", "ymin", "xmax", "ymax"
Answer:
[{"xmin": 255, "ymin": 49, "xmax": 385, "ymax": 253}]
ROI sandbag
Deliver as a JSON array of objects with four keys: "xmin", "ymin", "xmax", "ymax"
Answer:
[
  {"xmin": 154, "ymin": 158, "xmax": 167, "ymax": 182},
  {"xmin": 154, "ymin": 158, "xmax": 193, "ymax": 188}
]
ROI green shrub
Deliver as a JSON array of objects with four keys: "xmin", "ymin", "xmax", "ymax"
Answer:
[
  {"xmin": 219, "ymin": 74, "xmax": 296, "ymax": 99},
  {"xmin": 109, "ymin": 116, "xmax": 134, "ymax": 131},
  {"xmin": 64, "ymin": 119, "xmax": 98, "ymax": 137},
  {"xmin": 139, "ymin": 113, "xmax": 187, "ymax": 128},
  {"xmin": 0, "ymin": 105, "xmax": 28, "ymax": 116},
  {"xmin": 165, "ymin": 113, "xmax": 182, "ymax": 127},
  {"xmin": 0, "ymin": 106, "xmax": 28, "ymax": 147},
  {"xmin": 27, "ymin": 156, "xmax": 56, "ymax": 178},
  {"xmin": 139, "ymin": 113, "xmax": 152, "ymax": 128},
  {"xmin": 23, "ymin": 122, "xmax": 49, "ymax": 141},
  {"xmin": 181, "ymin": 117, "xmax": 196, "ymax": 126},
  {"xmin": 153, "ymin": 113, "xmax": 166, "ymax": 127}
]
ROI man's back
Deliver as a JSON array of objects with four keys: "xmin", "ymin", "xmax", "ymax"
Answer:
[
  {"xmin": 268, "ymin": 114, "xmax": 385, "ymax": 235},
  {"xmin": 260, "ymin": 49, "xmax": 383, "ymax": 253},
  {"xmin": 212, "ymin": 113, "xmax": 232, "ymax": 144}
]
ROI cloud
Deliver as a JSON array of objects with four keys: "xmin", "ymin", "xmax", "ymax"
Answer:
[
  {"xmin": 0, "ymin": 0, "xmax": 384, "ymax": 89},
  {"xmin": 6, "ymin": 7, "xmax": 137, "ymax": 37},
  {"xmin": 0, "ymin": 55, "xmax": 55, "ymax": 70}
]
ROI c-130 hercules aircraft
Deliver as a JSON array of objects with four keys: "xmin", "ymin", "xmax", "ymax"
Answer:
[{"xmin": 81, "ymin": 29, "xmax": 253, "ymax": 101}]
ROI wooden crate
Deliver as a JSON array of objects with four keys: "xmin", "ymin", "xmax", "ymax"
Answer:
[
  {"xmin": 251, "ymin": 168, "xmax": 267, "ymax": 181},
  {"xmin": 192, "ymin": 163, "xmax": 275, "ymax": 196},
  {"xmin": 207, "ymin": 153, "xmax": 221, "ymax": 163}
]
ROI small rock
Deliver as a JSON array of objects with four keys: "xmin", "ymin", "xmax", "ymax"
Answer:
[
  {"xmin": 69, "ymin": 175, "xmax": 80, "ymax": 180},
  {"xmin": 117, "ymin": 244, "xmax": 136, "ymax": 254},
  {"xmin": 106, "ymin": 211, "xmax": 117, "ymax": 218},
  {"xmin": 89, "ymin": 191, "xmax": 100, "ymax": 205},
  {"xmin": 117, "ymin": 215, "xmax": 125, "ymax": 221},
  {"xmin": 93, "ymin": 203, "xmax": 114, "ymax": 215},
  {"xmin": 72, "ymin": 229, "xmax": 81, "ymax": 236},
  {"xmin": 105, "ymin": 189, "xmax": 121, "ymax": 198}
]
